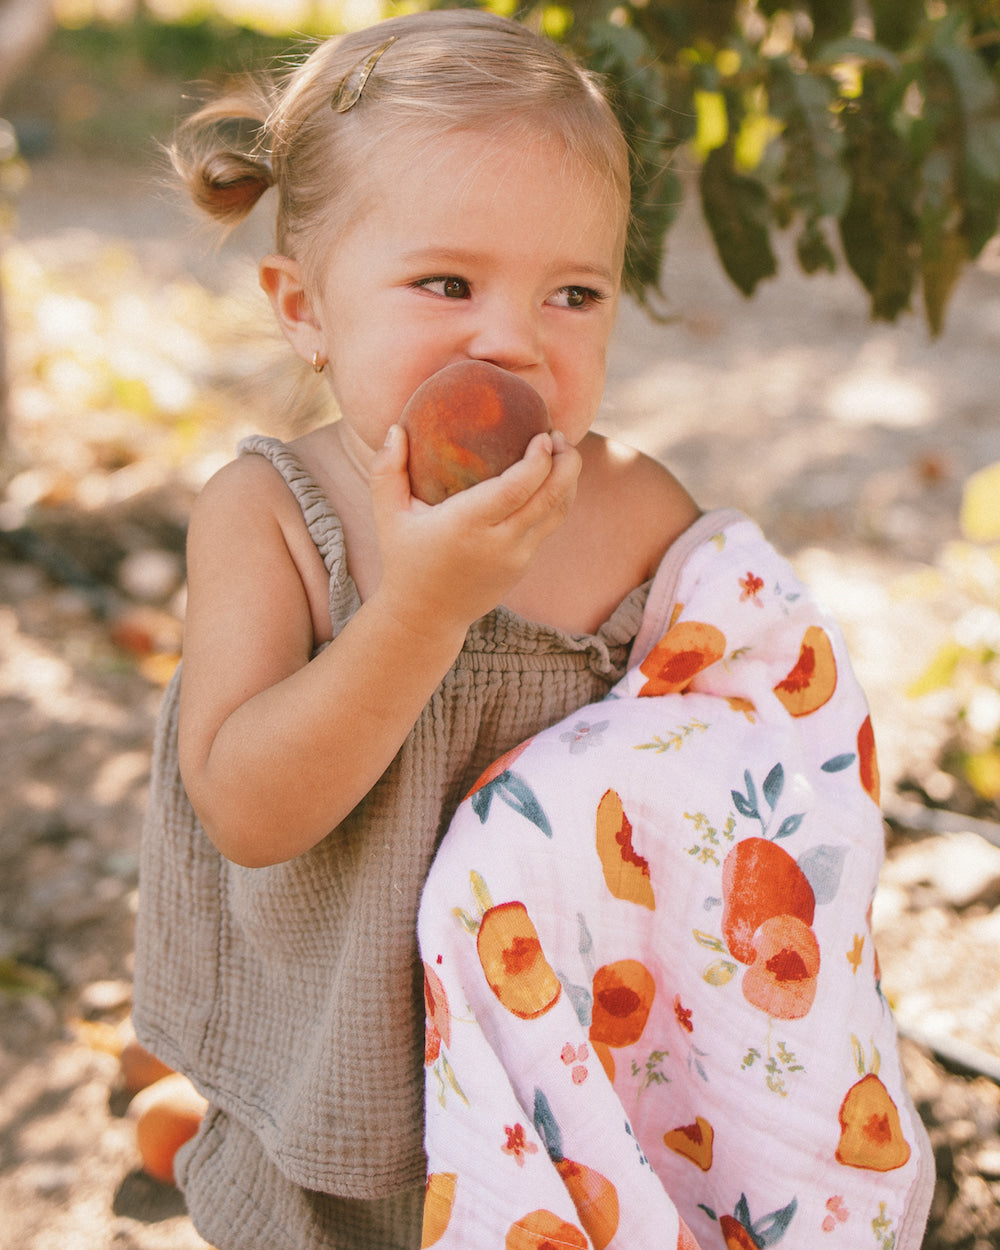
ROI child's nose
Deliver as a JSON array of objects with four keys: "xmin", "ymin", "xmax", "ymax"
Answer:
[{"xmin": 466, "ymin": 298, "xmax": 541, "ymax": 371}]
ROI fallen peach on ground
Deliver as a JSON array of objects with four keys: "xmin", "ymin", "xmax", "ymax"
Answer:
[{"xmin": 128, "ymin": 1072, "xmax": 208, "ymax": 1185}]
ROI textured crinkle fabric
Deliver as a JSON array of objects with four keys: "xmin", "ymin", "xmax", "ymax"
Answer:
[
  {"xmin": 418, "ymin": 510, "xmax": 935, "ymax": 1250},
  {"xmin": 132, "ymin": 435, "xmax": 650, "ymax": 1248}
]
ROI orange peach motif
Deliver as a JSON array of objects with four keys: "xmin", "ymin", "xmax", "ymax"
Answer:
[
  {"xmin": 423, "ymin": 962, "xmax": 451, "ymax": 1065},
  {"xmin": 465, "ymin": 740, "xmax": 532, "ymax": 799},
  {"xmin": 677, "ymin": 1217, "xmax": 703, "ymax": 1249},
  {"xmin": 857, "ymin": 714, "xmax": 880, "ymax": 803},
  {"xmin": 589, "ymin": 960, "xmax": 656, "ymax": 1050},
  {"xmin": 421, "ymin": 1172, "xmax": 457, "ymax": 1247},
  {"xmin": 595, "ymin": 789, "xmax": 654, "ymax": 909},
  {"xmin": 477, "ymin": 901, "xmax": 561, "ymax": 1019},
  {"xmin": 721, "ymin": 837, "xmax": 815, "ymax": 965},
  {"xmin": 663, "ymin": 1116, "xmax": 714, "ymax": 1171},
  {"xmin": 505, "ymin": 1209, "xmax": 589, "ymax": 1250},
  {"xmin": 554, "ymin": 1159, "xmax": 620, "ymax": 1250},
  {"xmin": 773, "ymin": 625, "xmax": 837, "ymax": 717},
  {"xmin": 720, "ymin": 1214, "xmax": 761, "ymax": 1250},
  {"xmin": 836, "ymin": 1073, "xmax": 912, "ymax": 1171},
  {"xmin": 639, "ymin": 620, "xmax": 727, "ymax": 697},
  {"xmin": 741, "ymin": 914, "xmax": 821, "ymax": 1019}
]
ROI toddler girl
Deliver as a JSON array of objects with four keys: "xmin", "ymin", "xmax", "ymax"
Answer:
[
  {"xmin": 134, "ymin": 10, "xmax": 700, "ymax": 1248},
  {"xmin": 135, "ymin": 10, "xmax": 933, "ymax": 1249}
]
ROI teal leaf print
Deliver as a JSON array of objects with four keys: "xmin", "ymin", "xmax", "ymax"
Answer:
[
  {"xmin": 733, "ymin": 763, "xmax": 804, "ymax": 839},
  {"xmin": 774, "ymin": 813, "xmax": 805, "ymax": 840},
  {"xmin": 533, "ymin": 1088, "xmax": 563, "ymax": 1162},
  {"xmin": 798, "ymin": 844, "xmax": 848, "ymax": 904},
  {"xmin": 763, "ymin": 762, "xmax": 784, "ymax": 810},
  {"xmin": 557, "ymin": 973, "xmax": 593, "ymax": 1027},
  {"xmin": 470, "ymin": 771, "xmax": 552, "ymax": 837},
  {"xmin": 822, "ymin": 752, "xmax": 857, "ymax": 773},
  {"xmin": 732, "ymin": 787, "xmax": 759, "ymax": 821},
  {"xmin": 752, "ymin": 1197, "xmax": 799, "ymax": 1247}
]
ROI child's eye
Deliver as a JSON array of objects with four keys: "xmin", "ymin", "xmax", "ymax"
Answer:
[
  {"xmin": 550, "ymin": 286, "xmax": 605, "ymax": 309},
  {"xmin": 415, "ymin": 276, "xmax": 470, "ymax": 299}
]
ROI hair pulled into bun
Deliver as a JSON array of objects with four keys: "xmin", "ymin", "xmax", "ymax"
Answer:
[{"xmin": 170, "ymin": 79, "xmax": 278, "ymax": 228}]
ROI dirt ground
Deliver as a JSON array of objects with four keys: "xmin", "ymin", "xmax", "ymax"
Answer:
[{"xmin": 2, "ymin": 144, "xmax": 1000, "ymax": 1248}]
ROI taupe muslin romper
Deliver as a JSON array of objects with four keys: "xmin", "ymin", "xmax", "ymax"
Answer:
[{"xmin": 133, "ymin": 435, "xmax": 650, "ymax": 1249}]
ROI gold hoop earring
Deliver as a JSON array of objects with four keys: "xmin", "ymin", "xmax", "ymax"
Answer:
[{"xmin": 312, "ymin": 351, "xmax": 326, "ymax": 374}]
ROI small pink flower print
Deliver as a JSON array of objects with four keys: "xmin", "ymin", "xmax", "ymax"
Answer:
[
  {"xmin": 561, "ymin": 1042, "xmax": 589, "ymax": 1084},
  {"xmin": 501, "ymin": 1123, "xmax": 538, "ymax": 1166},
  {"xmin": 674, "ymin": 995, "xmax": 694, "ymax": 1034},
  {"xmin": 823, "ymin": 1196, "xmax": 849, "ymax": 1231},
  {"xmin": 740, "ymin": 572, "xmax": 764, "ymax": 604}
]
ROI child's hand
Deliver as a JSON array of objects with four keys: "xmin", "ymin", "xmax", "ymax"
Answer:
[{"xmin": 369, "ymin": 423, "xmax": 581, "ymax": 635}]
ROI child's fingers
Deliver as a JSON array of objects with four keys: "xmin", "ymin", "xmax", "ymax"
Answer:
[{"xmin": 369, "ymin": 424, "xmax": 414, "ymax": 514}]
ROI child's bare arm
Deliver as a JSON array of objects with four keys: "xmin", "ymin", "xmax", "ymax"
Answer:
[{"xmin": 177, "ymin": 428, "xmax": 579, "ymax": 867}]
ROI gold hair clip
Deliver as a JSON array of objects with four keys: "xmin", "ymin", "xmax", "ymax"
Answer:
[{"xmin": 331, "ymin": 37, "xmax": 397, "ymax": 113}]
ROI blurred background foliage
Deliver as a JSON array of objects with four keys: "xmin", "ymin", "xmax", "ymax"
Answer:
[
  {"xmin": 4, "ymin": 0, "xmax": 1000, "ymax": 332},
  {"xmin": 0, "ymin": 0, "xmax": 998, "ymax": 816}
]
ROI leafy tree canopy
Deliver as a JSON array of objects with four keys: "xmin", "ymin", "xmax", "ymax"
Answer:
[{"xmin": 38, "ymin": 1, "xmax": 1000, "ymax": 333}]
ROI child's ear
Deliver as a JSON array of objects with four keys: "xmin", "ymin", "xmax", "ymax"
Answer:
[{"xmin": 259, "ymin": 254, "xmax": 324, "ymax": 365}]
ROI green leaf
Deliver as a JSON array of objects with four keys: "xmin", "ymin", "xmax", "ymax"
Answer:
[
  {"xmin": 839, "ymin": 90, "xmax": 919, "ymax": 320},
  {"xmin": 817, "ymin": 35, "xmax": 902, "ymax": 74},
  {"xmin": 770, "ymin": 60, "xmax": 849, "ymax": 219},
  {"xmin": 700, "ymin": 146, "xmax": 777, "ymax": 296},
  {"xmin": 869, "ymin": 0, "xmax": 928, "ymax": 51}
]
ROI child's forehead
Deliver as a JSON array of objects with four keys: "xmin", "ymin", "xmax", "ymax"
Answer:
[{"xmin": 368, "ymin": 123, "xmax": 623, "ymax": 212}]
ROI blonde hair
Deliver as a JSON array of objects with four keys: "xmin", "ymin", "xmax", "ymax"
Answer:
[{"xmin": 171, "ymin": 9, "xmax": 631, "ymax": 284}]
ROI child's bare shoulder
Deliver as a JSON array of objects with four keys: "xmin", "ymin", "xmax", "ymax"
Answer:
[
  {"xmin": 579, "ymin": 433, "xmax": 701, "ymax": 576},
  {"xmin": 186, "ymin": 451, "xmax": 331, "ymax": 635}
]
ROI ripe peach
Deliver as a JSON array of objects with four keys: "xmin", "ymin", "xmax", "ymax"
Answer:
[
  {"xmin": 128, "ymin": 1072, "xmax": 208, "ymax": 1185},
  {"xmin": 554, "ymin": 1159, "xmax": 620, "ymax": 1250},
  {"xmin": 401, "ymin": 361, "xmax": 550, "ymax": 504}
]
